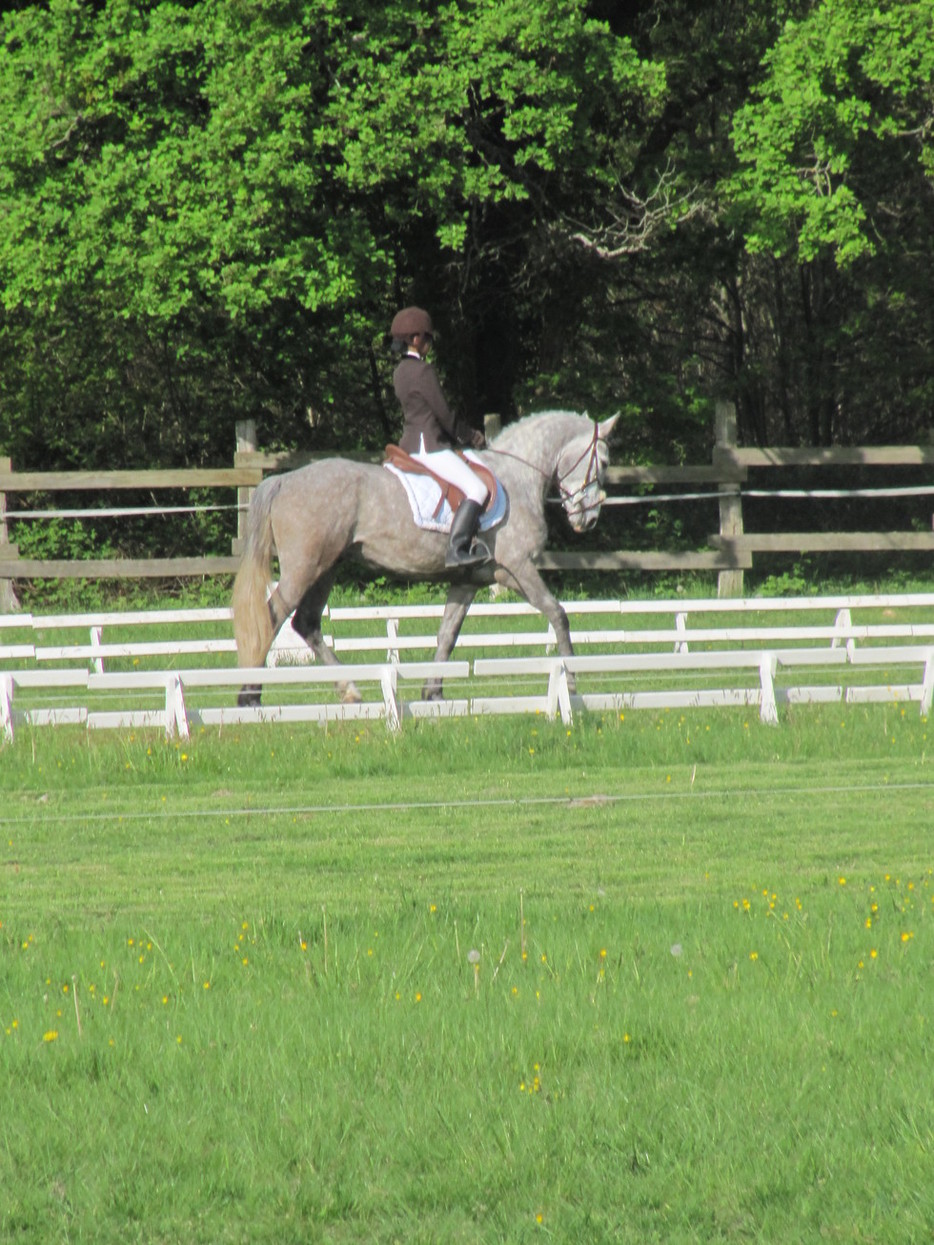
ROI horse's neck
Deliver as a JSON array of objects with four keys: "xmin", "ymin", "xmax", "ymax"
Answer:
[{"xmin": 495, "ymin": 415, "xmax": 583, "ymax": 483}]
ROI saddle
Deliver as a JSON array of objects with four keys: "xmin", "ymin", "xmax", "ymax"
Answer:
[{"xmin": 383, "ymin": 444, "xmax": 499, "ymax": 519}]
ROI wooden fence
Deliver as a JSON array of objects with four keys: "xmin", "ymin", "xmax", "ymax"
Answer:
[
  {"xmin": 3, "ymin": 594, "xmax": 933, "ymax": 742},
  {"xmin": 2, "ymin": 402, "xmax": 934, "ymax": 598}
]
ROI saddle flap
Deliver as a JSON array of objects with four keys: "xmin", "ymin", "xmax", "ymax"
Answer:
[{"xmin": 383, "ymin": 445, "xmax": 499, "ymax": 516}]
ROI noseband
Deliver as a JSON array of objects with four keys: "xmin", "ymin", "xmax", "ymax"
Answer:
[{"xmin": 554, "ymin": 422, "xmax": 603, "ymax": 509}]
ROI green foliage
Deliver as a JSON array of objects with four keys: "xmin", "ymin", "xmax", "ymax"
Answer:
[
  {"xmin": 1, "ymin": 0, "xmax": 933, "ymax": 476},
  {"xmin": 0, "ymin": 0, "xmax": 665, "ymax": 467},
  {"xmin": 754, "ymin": 560, "xmax": 816, "ymax": 598},
  {"xmin": 729, "ymin": 0, "xmax": 934, "ymax": 265},
  {"xmin": 317, "ymin": 0, "xmax": 663, "ymax": 235},
  {"xmin": 1, "ymin": 0, "xmax": 336, "ymax": 321},
  {"xmin": 0, "ymin": 0, "xmax": 390, "ymax": 465}
]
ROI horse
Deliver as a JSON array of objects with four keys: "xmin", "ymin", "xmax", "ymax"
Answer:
[{"xmin": 232, "ymin": 409, "xmax": 619, "ymax": 705}]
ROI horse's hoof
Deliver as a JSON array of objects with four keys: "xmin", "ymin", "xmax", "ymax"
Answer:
[
  {"xmin": 340, "ymin": 683, "xmax": 362, "ymax": 705},
  {"xmin": 421, "ymin": 685, "xmax": 443, "ymax": 702},
  {"xmin": 237, "ymin": 687, "xmax": 262, "ymax": 708}
]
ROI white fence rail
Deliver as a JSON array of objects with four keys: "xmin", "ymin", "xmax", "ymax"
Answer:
[{"xmin": 2, "ymin": 594, "xmax": 934, "ymax": 742}]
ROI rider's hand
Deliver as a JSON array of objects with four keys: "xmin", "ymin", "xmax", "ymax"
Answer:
[{"xmin": 471, "ymin": 428, "xmax": 486, "ymax": 449}]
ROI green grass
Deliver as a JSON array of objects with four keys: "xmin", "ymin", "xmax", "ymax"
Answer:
[{"xmin": 1, "ymin": 709, "xmax": 932, "ymax": 1243}]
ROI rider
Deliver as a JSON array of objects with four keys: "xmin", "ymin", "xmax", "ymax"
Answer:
[{"xmin": 390, "ymin": 306, "xmax": 491, "ymax": 569}]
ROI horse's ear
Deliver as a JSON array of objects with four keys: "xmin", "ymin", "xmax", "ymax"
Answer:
[{"xmin": 597, "ymin": 412, "xmax": 620, "ymax": 441}]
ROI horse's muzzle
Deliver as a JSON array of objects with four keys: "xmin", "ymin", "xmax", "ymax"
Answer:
[{"xmin": 569, "ymin": 488, "xmax": 606, "ymax": 532}]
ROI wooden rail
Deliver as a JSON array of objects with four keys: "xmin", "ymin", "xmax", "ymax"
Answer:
[
  {"xmin": 716, "ymin": 446, "xmax": 934, "ymax": 468},
  {"xmin": 1, "ymin": 405, "xmax": 932, "ymax": 595},
  {"xmin": 0, "ymin": 556, "xmax": 242, "ymax": 578},
  {"xmin": 713, "ymin": 533, "xmax": 934, "ymax": 554},
  {"xmin": 0, "ymin": 468, "xmax": 261, "ymax": 490}
]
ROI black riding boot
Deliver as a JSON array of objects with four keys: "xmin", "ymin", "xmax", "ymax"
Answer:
[{"xmin": 445, "ymin": 499, "xmax": 492, "ymax": 568}]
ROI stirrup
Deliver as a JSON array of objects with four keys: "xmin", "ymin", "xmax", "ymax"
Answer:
[{"xmin": 445, "ymin": 537, "xmax": 491, "ymax": 569}]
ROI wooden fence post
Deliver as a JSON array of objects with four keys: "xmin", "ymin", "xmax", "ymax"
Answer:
[
  {"xmin": 715, "ymin": 401, "xmax": 745, "ymax": 599},
  {"xmin": 234, "ymin": 420, "xmax": 258, "ymax": 555},
  {"xmin": 0, "ymin": 457, "xmax": 20, "ymax": 613}
]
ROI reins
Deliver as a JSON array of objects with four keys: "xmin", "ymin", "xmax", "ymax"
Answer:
[
  {"xmin": 554, "ymin": 420, "xmax": 602, "ymax": 506},
  {"xmin": 484, "ymin": 419, "xmax": 603, "ymax": 504}
]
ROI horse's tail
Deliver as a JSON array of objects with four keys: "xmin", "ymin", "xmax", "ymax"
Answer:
[{"xmin": 232, "ymin": 477, "xmax": 280, "ymax": 668}]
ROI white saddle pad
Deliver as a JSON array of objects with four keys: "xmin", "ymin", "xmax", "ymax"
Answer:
[{"xmin": 384, "ymin": 454, "xmax": 509, "ymax": 535}]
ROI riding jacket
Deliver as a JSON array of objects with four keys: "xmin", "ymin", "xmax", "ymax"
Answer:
[{"xmin": 393, "ymin": 353, "xmax": 477, "ymax": 454}]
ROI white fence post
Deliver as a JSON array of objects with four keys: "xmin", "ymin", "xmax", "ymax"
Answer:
[
  {"xmin": 759, "ymin": 653, "xmax": 778, "ymax": 725},
  {"xmin": 165, "ymin": 674, "xmax": 190, "ymax": 741},
  {"xmin": 89, "ymin": 625, "xmax": 105, "ymax": 674},
  {"xmin": 385, "ymin": 617, "xmax": 401, "ymax": 665},
  {"xmin": 920, "ymin": 651, "xmax": 934, "ymax": 718},
  {"xmin": 546, "ymin": 660, "xmax": 573, "ymax": 725},
  {"xmin": 1, "ymin": 673, "xmax": 13, "ymax": 743},
  {"xmin": 381, "ymin": 665, "xmax": 401, "ymax": 731},
  {"xmin": 831, "ymin": 608, "xmax": 856, "ymax": 658},
  {"xmin": 674, "ymin": 611, "xmax": 690, "ymax": 654}
]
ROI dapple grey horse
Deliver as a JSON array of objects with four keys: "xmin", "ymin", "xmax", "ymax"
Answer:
[{"xmin": 232, "ymin": 410, "xmax": 619, "ymax": 704}]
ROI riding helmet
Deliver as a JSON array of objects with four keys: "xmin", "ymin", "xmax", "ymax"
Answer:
[{"xmin": 390, "ymin": 306, "xmax": 434, "ymax": 339}]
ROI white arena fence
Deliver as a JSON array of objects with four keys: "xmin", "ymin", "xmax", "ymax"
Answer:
[{"xmin": 2, "ymin": 594, "xmax": 934, "ymax": 743}]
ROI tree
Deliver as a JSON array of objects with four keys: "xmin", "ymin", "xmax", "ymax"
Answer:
[
  {"xmin": 312, "ymin": 0, "xmax": 667, "ymax": 420},
  {"xmin": 536, "ymin": 0, "xmax": 815, "ymax": 458},
  {"xmin": 1, "ymin": 0, "xmax": 932, "ymax": 492},
  {"xmin": 730, "ymin": 0, "xmax": 934, "ymax": 265},
  {"xmin": 0, "ymin": 0, "xmax": 666, "ymax": 469},
  {"xmin": 0, "ymin": 0, "xmax": 380, "ymax": 466},
  {"xmin": 725, "ymin": 0, "xmax": 934, "ymax": 443}
]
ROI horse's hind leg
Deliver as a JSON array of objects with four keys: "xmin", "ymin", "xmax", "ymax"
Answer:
[
  {"xmin": 237, "ymin": 587, "xmax": 296, "ymax": 708},
  {"xmin": 291, "ymin": 572, "xmax": 362, "ymax": 704}
]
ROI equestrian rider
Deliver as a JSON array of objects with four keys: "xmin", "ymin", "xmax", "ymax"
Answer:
[{"xmin": 390, "ymin": 306, "xmax": 492, "ymax": 569}]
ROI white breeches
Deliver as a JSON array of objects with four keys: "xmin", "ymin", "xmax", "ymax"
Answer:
[{"xmin": 413, "ymin": 440, "xmax": 489, "ymax": 505}]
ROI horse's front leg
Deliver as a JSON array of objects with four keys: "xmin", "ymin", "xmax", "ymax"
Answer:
[
  {"xmin": 495, "ymin": 560, "xmax": 578, "ymax": 694},
  {"xmin": 423, "ymin": 582, "xmax": 477, "ymax": 701}
]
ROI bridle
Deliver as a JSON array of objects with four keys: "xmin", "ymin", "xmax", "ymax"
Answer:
[
  {"xmin": 484, "ymin": 420, "xmax": 605, "ymax": 510},
  {"xmin": 553, "ymin": 420, "xmax": 604, "ymax": 510}
]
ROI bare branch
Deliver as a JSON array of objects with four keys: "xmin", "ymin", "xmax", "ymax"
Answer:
[
  {"xmin": 49, "ymin": 113, "xmax": 84, "ymax": 152},
  {"xmin": 567, "ymin": 165, "xmax": 707, "ymax": 259}
]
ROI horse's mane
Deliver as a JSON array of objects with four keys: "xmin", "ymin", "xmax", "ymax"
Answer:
[{"xmin": 490, "ymin": 409, "xmax": 591, "ymax": 449}]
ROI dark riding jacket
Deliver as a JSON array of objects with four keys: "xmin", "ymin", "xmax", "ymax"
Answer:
[{"xmin": 394, "ymin": 354, "xmax": 476, "ymax": 454}]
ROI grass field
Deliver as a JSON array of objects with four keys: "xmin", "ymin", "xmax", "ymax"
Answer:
[{"xmin": 1, "ymin": 706, "xmax": 932, "ymax": 1243}]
